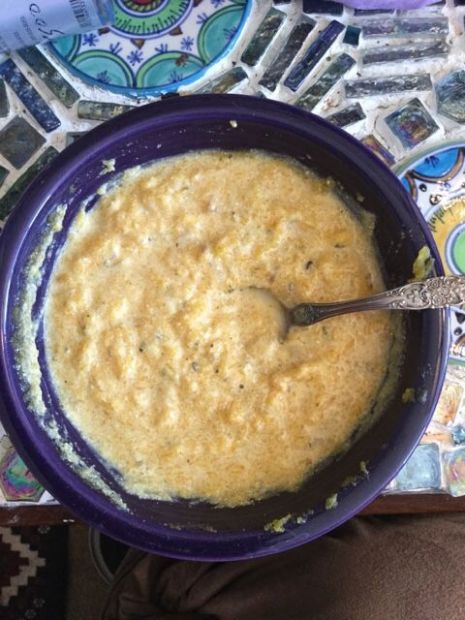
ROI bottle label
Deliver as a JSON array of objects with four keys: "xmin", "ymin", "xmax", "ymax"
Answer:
[{"xmin": 0, "ymin": 0, "xmax": 112, "ymax": 52}]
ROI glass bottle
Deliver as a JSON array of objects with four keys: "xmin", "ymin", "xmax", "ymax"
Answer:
[{"xmin": 0, "ymin": 0, "xmax": 114, "ymax": 53}]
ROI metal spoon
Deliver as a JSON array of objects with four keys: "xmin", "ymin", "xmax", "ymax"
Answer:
[{"xmin": 253, "ymin": 276, "xmax": 465, "ymax": 335}]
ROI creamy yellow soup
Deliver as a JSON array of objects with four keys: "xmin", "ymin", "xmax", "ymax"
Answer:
[{"xmin": 44, "ymin": 151, "xmax": 396, "ymax": 507}]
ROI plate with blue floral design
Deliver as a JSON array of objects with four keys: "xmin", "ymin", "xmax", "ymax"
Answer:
[
  {"xmin": 397, "ymin": 142, "xmax": 465, "ymax": 366},
  {"xmin": 49, "ymin": 0, "xmax": 251, "ymax": 97}
]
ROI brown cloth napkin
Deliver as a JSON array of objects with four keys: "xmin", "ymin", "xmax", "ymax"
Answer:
[{"xmin": 102, "ymin": 514, "xmax": 465, "ymax": 620}]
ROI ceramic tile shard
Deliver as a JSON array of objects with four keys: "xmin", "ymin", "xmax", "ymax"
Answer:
[
  {"xmin": 362, "ymin": 39, "xmax": 449, "ymax": 65},
  {"xmin": 343, "ymin": 25, "xmax": 361, "ymax": 46},
  {"xmin": 198, "ymin": 67, "xmax": 248, "ymax": 94},
  {"xmin": 284, "ymin": 20, "xmax": 345, "ymax": 92},
  {"xmin": 0, "ymin": 80, "xmax": 8, "ymax": 117},
  {"xmin": 0, "ymin": 59, "xmax": 60, "ymax": 132},
  {"xmin": 443, "ymin": 448, "xmax": 465, "ymax": 496},
  {"xmin": 0, "ymin": 147, "xmax": 58, "ymax": 220},
  {"xmin": 0, "ymin": 446, "xmax": 44, "ymax": 502},
  {"xmin": 436, "ymin": 70, "xmax": 465, "ymax": 123},
  {"xmin": 302, "ymin": 0, "xmax": 343, "ymax": 15},
  {"xmin": 297, "ymin": 53, "xmax": 355, "ymax": 111},
  {"xmin": 353, "ymin": 8, "xmax": 394, "ymax": 14},
  {"xmin": 0, "ymin": 116, "xmax": 45, "ymax": 169},
  {"xmin": 326, "ymin": 102, "xmax": 365, "ymax": 127},
  {"xmin": 241, "ymin": 8, "xmax": 285, "ymax": 66},
  {"xmin": 385, "ymin": 98, "xmax": 439, "ymax": 149},
  {"xmin": 77, "ymin": 100, "xmax": 133, "ymax": 121},
  {"xmin": 17, "ymin": 47, "xmax": 79, "ymax": 109},
  {"xmin": 345, "ymin": 74, "xmax": 432, "ymax": 98},
  {"xmin": 360, "ymin": 17, "xmax": 448, "ymax": 38},
  {"xmin": 259, "ymin": 19, "xmax": 315, "ymax": 91},
  {"xmin": 361, "ymin": 134, "xmax": 395, "ymax": 166},
  {"xmin": 395, "ymin": 444, "xmax": 441, "ymax": 491}
]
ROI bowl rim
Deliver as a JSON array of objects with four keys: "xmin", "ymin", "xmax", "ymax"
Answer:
[{"xmin": 0, "ymin": 94, "xmax": 449, "ymax": 560}]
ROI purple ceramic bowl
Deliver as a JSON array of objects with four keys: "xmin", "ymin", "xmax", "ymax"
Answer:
[{"xmin": 0, "ymin": 95, "xmax": 448, "ymax": 560}]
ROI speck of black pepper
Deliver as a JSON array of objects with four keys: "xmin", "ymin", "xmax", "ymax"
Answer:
[
  {"xmin": 215, "ymin": 369, "xmax": 219, "ymax": 374},
  {"xmin": 139, "ymin": 346, "xmax": 144, "ymax": 352},
  {"xmin": 210, "ymin": 343, "xmax": 214, "ymax": 348},
  {"xmin": 305, "ymin": 260, "xmax": 313, "ymax": 270},
  {"xmin": 334, "ymin": 243, "xmax": 345, "ymax": 249},
  {"xmin": 239, "ymin": 384, "xmax": 244, "ymax": 389}
]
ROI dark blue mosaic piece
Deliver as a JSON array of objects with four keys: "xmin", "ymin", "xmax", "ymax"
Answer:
[
  {"xmin": 259, "ymin": 19, "xmax": 315, "ymax": 91},
  {"xmin": 273, "ymin": 0, "xmax": 291, "ymax": 3},
  {"xmin": 345, "ymin": 74, "xmax": 432, "ymax": 98},
  {"xmin": 0, "ymin": 59, "xmax": 60, "ymax": 133},
  {"xmin": 361, "ymin": 135, "xmax": 395, "ymax": 166},
  {"xmin": 77, "ymin": 100, "xmax": 133, "ymax": 121},
  {"xmin": 17, "ymin": 47, "xmax": 79, "ymax": 109},
  {"xmin": 353, "ymin": 8, "xmax": 394, "ymax": 14},
  {"xmin": 297, "ymin": 53, "xmax": 355, "ymax": 111},
  {"xmin": 0, "ymin": 117, "xmax": 45, "ymax": 169},
  {"xmin": 395, "ymin": 444, "xmax": 441, "ymax": 491},
  {"xmin": 362, "ymin": 39, "xmax": 449, "ymax": 65},
  {"xmin": 66, "ymin": 132, "xmax": 87, "ymax": 146},
  {"xmin": 0, "ymin": 166, "xmax": 9, "ymax": 189},
  {"xmin": 284, "ymin": 20, "xmax": 345, "ymax": 92},
  {"xmin": 436, "ymin": 70, "xmax": 465, "ymax": 123},
  {"xmin": 0, "ymin": 80, "xmax": 8, "ymax": 117},
  {"xmin": 385, "ymin": 98, "xmax": 439, "ymax": 149},
  {"xmin": 360, "ymin": 18, "xmax": 448, "ymax": 39},
  {"xmin": 343, "ymin": 25, "xmax": 361, "ymax": 47},
  {"xmin": 198, "ymin": 67, "xmax": 248, "ymax": 94},
  {"xmin": 326, "ymin": 102, "xmax": 365, "ymax": 128},
  {"xmin": 241, "ymin": 8, "xmax": 285, "ymax": 67},
  {"xmin": 0, "ymin": 147, "xmax": 58, "ymax": 220},
  {"xmin": 302, "ymin": 0, "xmax": 343, "ymax": 15}
]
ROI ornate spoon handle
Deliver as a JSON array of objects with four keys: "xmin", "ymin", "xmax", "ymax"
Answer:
[{"xmin": 290, "ymin": 276, "xmax": 465, "ymax": 327}]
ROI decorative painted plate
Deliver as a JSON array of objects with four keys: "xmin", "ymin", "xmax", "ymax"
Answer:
[
  {"xmin": 397, "ymin": 143, "xmax": 465, "ymax": 367},
  {"xmin": 49, "ymin": 0, "xmax": 251, "ymax": 97}
]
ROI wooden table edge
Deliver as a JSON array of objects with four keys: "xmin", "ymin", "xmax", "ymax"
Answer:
[{"xmin": 1, "ymin": 494, "xmax": 465, "ymax": 527}]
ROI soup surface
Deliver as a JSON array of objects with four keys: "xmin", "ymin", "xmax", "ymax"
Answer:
[{"xmin": 45, "ymin": 151, "xmax": 395, "ymax": 507}]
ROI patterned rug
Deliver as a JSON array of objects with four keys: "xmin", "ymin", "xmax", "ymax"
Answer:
[{"xmin": 0, "ymin": 526, "xmax": 67, "ymax": 620}]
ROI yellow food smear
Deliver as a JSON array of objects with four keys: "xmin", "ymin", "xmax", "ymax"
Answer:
[{"xmin": 44, "ymin": 151, "xmax": 396, "ymax": 507}]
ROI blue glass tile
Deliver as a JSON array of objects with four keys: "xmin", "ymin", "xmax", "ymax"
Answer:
[
  {"xmin": 326, "ymin": 102, "xmax": 365, "ymax": 128},
  {"xmin": 259, "ymin": 19, "xmax": 315, "ymax": 91},
  {"xmin": 361, "ymin": 135, "xmax": 395, "ymax": 166},
  {"xmin": 241, "ymin": 8, "xmax": 285, "ymax": 67},
  {"xmin": 385, "ymin": 98, "xmax": 439, "ymax": 149},
  {"xmin": 436, "ymin": 71, "xmax": 465, "ymax": 123},
  {"xmin": 362, "ymin": 39, "xmax": 449, "ymax": 65},
  {"xmin": 0, "ymin": 79, "xmax": 8, "ymax": 117},
  {"xmin": 354, "ymin": 8, "xmax": 394, "ymax": 14},
  {"xmin": 452, "ymin": 425, "xmax": 465, "ymax": 445},
  {"xmin": 0, "ymin": 59, "xmax": 60, "ymax": 133},
  {"xmin": 0, "ymin": 147, "xmax": 58, "ymax": 220},
  {"xmin": 0, "ymin": 117, "xmax": 45, "ymax": 169},
  {"xmin": 345, "ymin": 74, "xmax": 432, "ymax": 98},
  {"xmin": 284, "ymin": 20, "xmax": 345, "ymax": 92},
  {"xmin": 198, "ymin": 67, "xmax": 248, "ymax": 94},
  {"xmin": 297, "ymin": 54, "xmax": 355, "ymax": 112},
  {"xmin": 303, "ymin": 0, "xmax": 343, "ymax": 15},
  {"xmin": 343, "ymin": 25, "xmax": 361, "ymax": 47},
  {"xmin": 77, "ymin": 100, "xmax": 133, "ymax": 121},
  {"xmin": 0, "ymin": 166, "xmax": 9, "ymax": 189},
  {"xmin": 395, "ymin": 444, "xmax": 441, "ymax": 491},
  {"xmin": 360, "ymin": 18, "xmax": 448, "ymax": 39},
  {"xmin": 17, "ymin": 47, "xmax": 79, "ymax": 109}
]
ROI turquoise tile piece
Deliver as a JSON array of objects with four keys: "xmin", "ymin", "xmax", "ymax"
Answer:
[
  {"xmin": 18, "ymin": 47, "xmax": 79, "ymax": 109},
  {"xmin": 395, "ymin": 444, "xmax": 441, "ymax": 491},
  {"xmin": 0, "ymin": 117, "xmax": 45, "ymax": 169}
]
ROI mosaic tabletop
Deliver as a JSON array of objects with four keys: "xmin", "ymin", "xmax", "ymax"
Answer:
[{"xmin": 3, "ymin": 0, "xmax": 465, "ymax": 507}]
